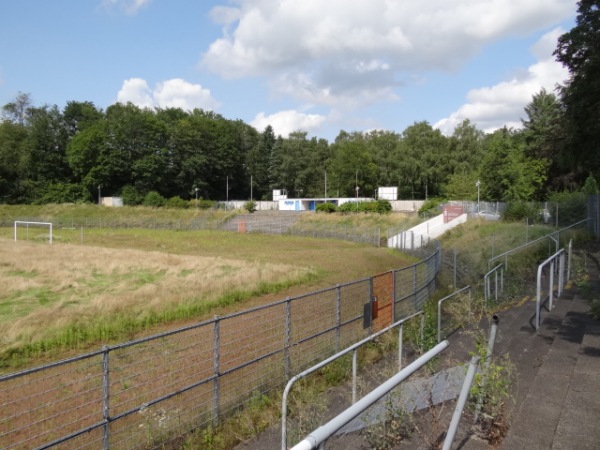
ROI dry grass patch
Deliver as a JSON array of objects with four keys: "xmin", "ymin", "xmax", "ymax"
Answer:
[{"xmin": 0, "ymin": 238, "xmax": 312, "ymax": 359}]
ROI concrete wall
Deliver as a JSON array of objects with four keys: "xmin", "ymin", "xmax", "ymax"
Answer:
[{"xmin": 388, "ymin": 212, "xmax": 468, "ymax": 249}]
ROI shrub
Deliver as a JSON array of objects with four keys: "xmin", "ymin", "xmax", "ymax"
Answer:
[
  {"xmin": 36, "ymin": 183, "xmax": 92, "ymax": 204},
  {"xmin": 197, "ymin": 199, "xmax": 217, "ymax": 210},
  {"xmin": 418, "ymin": 198, "xmax": 445, "ymax": 217},
  {"xmin": 316, "ymin": 202, "xmax": 337, "ymax": 213},
  {"xmin": 502, "ymin": 201, "xmax": 538, "ymax": 222},
  {"xmin": 375, "ymin": 199, "xmax": 392, "ymax": 214},
  {"xmin": 244, "ymin": 200, "xmax": 257, "ymax": 213},
  {"xmin": 142, "ymin": 191, "xmax": 166, "ymax": 208},
  {"xmin": 121, "ymin": 185, "xmax": 144, "ymax": 206},
  {"xmin": 166, "ymin": 196, "xmax": 188, "ymax": 209}
]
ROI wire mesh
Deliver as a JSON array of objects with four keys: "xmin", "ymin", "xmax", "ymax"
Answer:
[{"xmin": 0, "ymin": 236, "xmax": 440, "ymax": 449}]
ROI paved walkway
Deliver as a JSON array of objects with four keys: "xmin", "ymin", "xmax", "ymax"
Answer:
[{"xmin": 460, "ymin": 254, "xmax": 600, "ymax": 450}]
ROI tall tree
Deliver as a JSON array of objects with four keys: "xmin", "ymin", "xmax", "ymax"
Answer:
[
  {"xmin": 1, "ymin": 92, "xmax": 32, "ymax": 126},
  {"xmin": 521, "ymin": 89, "xmax": 561, "ymax": 197},
  {"xmin": 554, "ymin": 0, "xmax": 600, "ymax": 181}
]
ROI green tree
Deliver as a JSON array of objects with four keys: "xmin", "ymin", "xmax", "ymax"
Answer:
[
  {"xmin": 521, "ymin": 89, "xmax": 561, "ymax": 197},
  {"xmin": 329, "ymin": 132, "xmax": 377, "ymax": 197},
  {"xmin": 554, "ymin": 0, "xmax": 600, "ymax": 182}
]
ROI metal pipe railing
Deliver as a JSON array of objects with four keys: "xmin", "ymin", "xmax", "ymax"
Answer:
[
  {"xmin": 290, "ymin": 340, "xmax": 450, "ymax": 450},
  {"xmin": 442, "ymin": 355, "xmax": 480, "ymax": 450},
  {"xmin": 484, "ymin": 264, "xmax": 503, "ymax": 305},
  {"xmin": 536, "ymin": 248, "xmax": 566, "ymax": 330},
  {"xmin": 280, "ymin": 311, "xmax": 424, "ymax": 450},
  {"xmin": 437, "ymin": 285, "xmax": 471, "ymax": 343}
]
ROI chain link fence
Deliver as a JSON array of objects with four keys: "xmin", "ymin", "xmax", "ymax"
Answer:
[{"xmin": 0, "ymin": 237, "xmax": 441, "ymax": 449}]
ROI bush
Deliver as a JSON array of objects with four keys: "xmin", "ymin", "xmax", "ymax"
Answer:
[
  {"xmin": 244, "ymin": 200, "xmax": 257, "ymax": 213},
  {"xmin": 142, "ymin": 191, "xmax": 166, "ymax": 208},
  {"xmin": 418, "ymin": 198, "xmax": 445, "ymax": 217},
  {"xmin": 502, "ymin": 201, "xmax": 539, "ymax": 222},
  {"xmin": 548, "ymin": 191, "xmax": 587, "ymax": 226},
  {"xmin": 338, "ymin": 200, "xmax": 393, "ymax": 214},
  {"xmin": 36, "ymin": 183, "xmax": 92, "ymax": 204},
  {"xmin": 375, "ymin": 199, "xmax": 392, "ymax": 214},
  {"xmin": 316, "ymin": 202, "xmax": 337, "ymax": 213},
  {"xmin": 121, "ymin": 185, "xmax": 144, "ymax": 206},
  {"xmin": 197, "ymin": 199, "xmax": 217, "ymax": 210},
  {"xmin": 166, "ymin": 196, "xmax": 188, "ymax": 209}
]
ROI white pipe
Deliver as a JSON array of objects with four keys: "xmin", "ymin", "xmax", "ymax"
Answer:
[{"xmin": 290, "ymin": 340, "xmax": 449, "ymax": 450}]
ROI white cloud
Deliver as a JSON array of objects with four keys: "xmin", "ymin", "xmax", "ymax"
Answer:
[
  {"xmin": 201, "ymin": 0, "xmax": 574, "ymax": 110},
  {"xmin": 116, "ymin": 78, "xmax": 219, "ymax": 111},
  {"xmin": 100, "ymin": 0, "xmax": 151, "ymax": 15},
  {"xmin": 434, "ymin": 28, "xmax": 570, "ymax": 135},
  {"xmin": 250, "ymin": 110, "xmax": 327, "ymax": 137}
]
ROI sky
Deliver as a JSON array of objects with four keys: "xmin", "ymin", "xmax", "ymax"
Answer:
[{"xmin": 0, "ymin": 0, "xmax": 577, "ymax": 141}]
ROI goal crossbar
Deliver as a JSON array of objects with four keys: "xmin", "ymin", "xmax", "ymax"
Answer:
[{"xmin": 14, "ymin": 221, "xmax": 53, "ymax": 244}]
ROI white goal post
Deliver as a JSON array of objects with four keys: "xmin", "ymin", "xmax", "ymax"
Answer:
[{"xmin": 14, "ymin": 221, "xmax": 53, "ymax": 244}]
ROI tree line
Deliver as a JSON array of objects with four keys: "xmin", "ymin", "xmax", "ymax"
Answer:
[{"xmin": 1, "ymin": 1, "xmax": 598, "ymax": 206}]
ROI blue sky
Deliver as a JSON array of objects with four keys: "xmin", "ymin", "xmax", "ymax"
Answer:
[{"xmin": 0, "ymin": 0, "xmax": 577, "ymax": 141}]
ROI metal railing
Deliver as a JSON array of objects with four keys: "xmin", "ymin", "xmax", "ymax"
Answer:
[
  {"xmin": 290, "ymin": 341, "xmax": 450, "ymax": 450},
  {"xmin": 437, "ymin": 286, "xmax": 471, "ymax": 343},
  {"xmin": 281, "ymin": 311, "xmax": 424, "ymax": 450},
  {"xmin": 484, "ymin": 263, "xmax": 504, "ymax": 305},
  {"xmin": 0, "ymin": 239, "xmax": 441, "ymax": 449},
  {"xmin": 536, "ymin": 248, "xmax": 566, "ymax": 330}
]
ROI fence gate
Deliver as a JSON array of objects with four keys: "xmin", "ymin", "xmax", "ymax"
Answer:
[{"xmin": 372, "ymin": 271, "xmax": 394, "ymax": 331}]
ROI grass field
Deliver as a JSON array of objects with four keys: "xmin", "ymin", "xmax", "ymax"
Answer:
[{"xmin": 0, "ymin": 220, "xmax": 414, "ymax": 366}]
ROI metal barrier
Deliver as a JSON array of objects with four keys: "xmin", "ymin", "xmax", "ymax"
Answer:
[
  {"xmin": 437, "ymin": 285, "xmax": 471, "ymax": 343},
  {"xmin": 536, "ymin": 248, "xmax": 566, "ymax": 329},
  {"xmin": 280, "ymin": 311, "xmax": 424, "ymax": 450},
  {"xmin": 290, "ymin": 340, "xmax": 450, "ymax": 450},
  {"xmin": 442, "ymin": 355, "xmax": 480, "ymax": 450},
  {"xmin": 484, "ymin": 263, "xmax": 504, "ymax": 305},
  {"xmin": 0, "ymin": 239, "xmax": 441, "ymax": 449},
  {"xmin": 488, "ymin": 219, "xmax": 589, "ymax": 269}
]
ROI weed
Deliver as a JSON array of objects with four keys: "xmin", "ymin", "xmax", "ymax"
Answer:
[
  {"xmin": 469, "ymin": 331, "xmax": 514, "ymax": 445},
  {"xmin": 363, "ymin": 396, "xmax": 413, "ymax": 449}
]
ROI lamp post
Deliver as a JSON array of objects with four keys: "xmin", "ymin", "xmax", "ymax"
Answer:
[
  {"xmin": 250, "ymin": 174, "xmax": 253, "ymax": 201},
  {"xmin": 195, "ymin": 187, "xmax": 199, "ymax": 208},
  {"xmin": 98, "ymin": 185, "xmax": 102, "ymax": 206},
  {"xmin": 476, "ymin": 179, "xmax": 481, "ymax": 213},
  {"xmin": 226, "ymin": 176, "xmax": 229, "ymax": 210}
]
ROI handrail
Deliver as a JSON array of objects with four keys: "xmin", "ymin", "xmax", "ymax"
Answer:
[
  {"xmin": 484, "ymin": 263, "xmax": 503, "ymax": 305},
  {"xmin": 290, "ymin": 340, "xmax": 450, "ymax": 450},
  {"xmin": 442, "ymin": 355, "xmax": 480, "ymax": 450},
  {"xmin": 488, "ymin": 218, "xmax": 588, "ymax": 269},
  {"xmin": 281, "ymin": 311, "xmax": 424, "ymax": 450},
  {"xmin": 536, "ymin": 248, "xmax": 565, "ymax": 329},
  {"xmin": 437, "ymin": 286, "xmax": 471, "ymax": 343}
]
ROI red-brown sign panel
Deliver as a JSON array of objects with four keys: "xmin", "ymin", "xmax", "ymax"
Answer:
[{"xmin": 443, "ymin": 205, "xmax": 464, "ymax": 223}]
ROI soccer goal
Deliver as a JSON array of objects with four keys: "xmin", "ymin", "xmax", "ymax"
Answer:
[{"xmin": 14, "ymin": 221, "xmax": 53, "ymax": 244}]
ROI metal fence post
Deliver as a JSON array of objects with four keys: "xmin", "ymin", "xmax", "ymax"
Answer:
[
  {"xmin": 369, "ymin": 277, "xmax": 374, "ymax": 334},
  {"xmin": 102, "ymin": 346, "xmax": 110, "ymax": 450},
  {"xmin": 413, "ymin": 265, "xmax": 418, "ymax": 313},
  {"xmin": 391, "ymin": 270, "xmax": 396, "ymax": 322},
  {"xmin": 213, "ymin": 317, "xmax": 220, "ymax": 426},
  {"xmin": 285, "ymin": 298, "xmax": 292, "ymax": 378},
  {"xmin": 398, "ymin": 323, "xmax": 403, "ymax": 371},
  {"xmin": 335, "ymin": 287, "xmax": 341, "ymax": 352}
]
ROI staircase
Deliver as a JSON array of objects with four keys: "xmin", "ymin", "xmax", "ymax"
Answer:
[{"xmin": 459, "ymin": 257, "xmax": 600, "ymax": 450}]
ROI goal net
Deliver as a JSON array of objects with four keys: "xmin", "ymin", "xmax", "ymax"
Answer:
[{"xmin": 14, "ymin": 221, "xmax": 53, "ymax": 244}]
